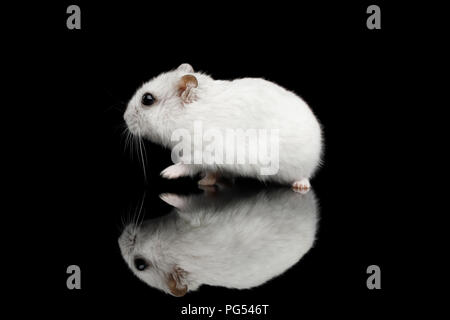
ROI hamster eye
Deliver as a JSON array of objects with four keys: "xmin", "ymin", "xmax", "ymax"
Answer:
[
  {"xmin": 141, "ymin": 93, "xmax": 155, "ymax": 106},
  {"xmin": 134, "ymin": 257, "xmax": 150, "ymax": 271}
]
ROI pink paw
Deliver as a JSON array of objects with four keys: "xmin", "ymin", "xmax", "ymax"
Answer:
[
  {"xmin": 159, "ymin": 193, "xmax": 187, "ymax": 209},
  {"xmin": 292, "ymin": 178, "xmax": 311, "ymax": 194},
  {"xmin": 198, "ymin": 173, "xmax": 217, "ymax": 186},
  {"xmin": 160, "ymin": 163, "xmax": 189, "ymax": 179}
]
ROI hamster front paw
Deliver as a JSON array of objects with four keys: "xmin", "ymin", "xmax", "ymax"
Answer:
[
  {"xmin": 292, "ymin": 178, "xmax": 311, "ymax": 194},
  {"xmin": 160, "ymin": 163, "xmax": 190, "ymax": 179}
]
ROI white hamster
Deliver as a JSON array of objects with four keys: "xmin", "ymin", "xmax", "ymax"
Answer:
[
  {"xmin": 124, "ymin": 64, "xmax": 323, "ymax": 192},
  {"xmin": 118, "ymin": 186, "xmax": 319, "ymax": 296}
]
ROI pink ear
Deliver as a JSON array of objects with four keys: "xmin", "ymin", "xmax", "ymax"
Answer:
[
  {"xmin": 167, "ymin": 275, "xmax": 187, "ymax": 297},
  {"xmin": 177, "ymin": 63, "xmax": 194, "ymax": 73},
  {"xmin": 178, "ymin": 74, "xmax": 198, "ymax": 92},
  {"xmin": 178, "ymin": 75, "xmax": 198, "ymax": 104},
  {"xmin": 167, "ymin": 267, "xmax": 188, "ymax": 297}
]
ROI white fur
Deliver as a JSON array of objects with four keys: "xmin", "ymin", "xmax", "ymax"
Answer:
[
  {"xmin": 118, "ymin": 186, "xmax": 318, "ymax": 296},
  {"xmin": 124, "ymin": 64, "xmax": 323, "ymax": 184}
]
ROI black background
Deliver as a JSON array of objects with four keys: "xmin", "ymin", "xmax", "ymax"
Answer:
[{"xmin": 9, "ymin": 1, "xmax": 417, "ymax": 318}]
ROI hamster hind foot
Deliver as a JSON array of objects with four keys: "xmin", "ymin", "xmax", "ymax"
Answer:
[
  {"xmin": 292, "ymin": 178, "xmax": 311, "ymax": 194},
  {"xmin": 198, "ymin": 172, "xmax": 218, "ymax": 186}
]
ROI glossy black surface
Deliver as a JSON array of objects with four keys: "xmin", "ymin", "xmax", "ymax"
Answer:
[{"xmin": 13, "ymin": 1, "xmax": 411, "ymax": 318}]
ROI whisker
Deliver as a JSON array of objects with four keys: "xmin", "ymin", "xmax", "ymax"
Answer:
[
  {"xmin": 134, "ymin": 192, "xmax": 146, "ymax": 233},
  {"xmin": 121, "ymin": 123, "xmax": 148, "ymax": 182},
  {"xmin": 138, "ymin": 135, "xmax": 147, "ymax": 181}
]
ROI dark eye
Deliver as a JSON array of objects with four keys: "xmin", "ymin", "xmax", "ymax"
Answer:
[
  {"xmin": 141, "ymin": 93, "xmax": 155, "ymax": 106},
  {"xmin": 134, "ymin": 257, "xmax": 150, "ymax": 271}
]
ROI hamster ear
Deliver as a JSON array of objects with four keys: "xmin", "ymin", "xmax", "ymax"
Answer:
[
  {"xmin": 177, "ymin": 63, "xmax": 194, "ymax": 73},
  {"xmin": 159, "ymin": 193, "xmax": 189, "ymax": 210},
  {"xmin": 178, "ymin": 74, "xmax": 198, "ymax": 104},
  {"xmin": 167, "ymin": 267, "xmax": 188, "ymax": 297}
]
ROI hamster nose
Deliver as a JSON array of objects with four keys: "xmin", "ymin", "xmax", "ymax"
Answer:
[
  {"xmin": 134, "ymin": 257, "xmax": 150, "ymax": 271},
  {"xmin": 123, "ymin": 112, "xmax": 139, "ymax": 134}
]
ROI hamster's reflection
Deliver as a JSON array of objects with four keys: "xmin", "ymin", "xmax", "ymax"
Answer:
[{"xmin": 119, "ymin": 186, "xmax": 319, "ymax": 297}]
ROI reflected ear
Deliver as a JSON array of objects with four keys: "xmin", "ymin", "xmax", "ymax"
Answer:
[
  {"xmin": 159, "ymin": 193, "xmax": 189, "ymax": 210},
  {"xmin": 167, "ymin": 267, "xmax": 188, "ymax": 297},
  {"xmin": 177, "ymin": 63, "xmax": 194, "ymax": 73},
  {"xmin": 178, "ymin": 74, "xmax": 198, "ymax": 104}
]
